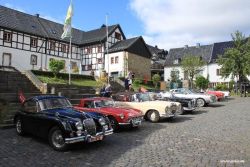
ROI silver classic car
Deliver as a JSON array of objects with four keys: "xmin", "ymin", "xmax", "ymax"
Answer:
[{"xmin": 170, "ymin": 88, "xmax": 216, "ymax": 107}]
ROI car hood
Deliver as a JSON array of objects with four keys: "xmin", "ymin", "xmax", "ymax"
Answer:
[
  {"xmin": 98, "ymin": 107, "xmax": 142, "ymax": 116},
  {"xmin": 45, "ymin": 107, "xmax": 93, "ymax": 120}
]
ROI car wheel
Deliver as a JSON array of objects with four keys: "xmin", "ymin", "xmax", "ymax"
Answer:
[
  {"xmin": 147, "ymin": 110, "xmax": 160, "ymax": 123},
  {"xmin": 197, "ymin": 98, "xmax": 206, "ymax": 107},
  {"xmin": 108, "ymin": 116, "xmax": 119, "ymax": 132},
  {"xmin": 48, "ymin": 127, "xmax": 67, "ymax": 151},
  {"xmin": 15, "ymin": 118, "xmax": 25, "ymax": 136}
]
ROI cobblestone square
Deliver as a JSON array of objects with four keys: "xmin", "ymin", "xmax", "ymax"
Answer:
[{"xmin": 0, "ymin": 97, "xmax": 249, "ymax": 167}]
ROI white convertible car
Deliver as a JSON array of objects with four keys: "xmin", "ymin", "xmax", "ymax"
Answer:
[
  {"xmin": 113, "ymin": 92, "xmax": 182, "ymax": 123},
  {"xmin": 170, "ymin": 88, "xmax": 217, "ymax": 107}
]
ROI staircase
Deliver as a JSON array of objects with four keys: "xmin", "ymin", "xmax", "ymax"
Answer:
[{"xmin": 0, "ymin": 67, "xmax": 42, "ymax": 128}]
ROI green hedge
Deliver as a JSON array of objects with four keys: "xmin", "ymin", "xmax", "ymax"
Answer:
[{"xmin": 32, "ymin": 70, "xmax": 95, "ymax": 80}]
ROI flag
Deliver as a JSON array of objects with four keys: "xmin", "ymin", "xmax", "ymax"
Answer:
[
  {"xmin": 18, "ymin": 90, "xmax": 26, "ymax": 104},
  {"xmin": 61, "ymin": 1, "xmax": 73, "ymax": 39}
]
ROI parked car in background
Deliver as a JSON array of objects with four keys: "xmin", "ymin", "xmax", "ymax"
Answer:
[
  {"xmin": 206, "ymin": 88, "xmax": 230, "ymax": 98},
  {"xmin": 14, "ymin": 95, "xmax": 113, "ymax": 151},
  {"xmin": 158, "ymin": 91, "xmax": 197, "ymax": 114},
  {"xmin": 113, "ymin": 92, "xmax": 182, "ymax": 123},
  {"xmin": 74, "ymin": 97, "xmax": 143, "ymax": 131},
  {"xmin": 205, "ymin": 89, "xmax": 224, "ymax": 101},
  {"xmin": 170, "ymin": 88, "xmax": 216, "ymax": 107}
]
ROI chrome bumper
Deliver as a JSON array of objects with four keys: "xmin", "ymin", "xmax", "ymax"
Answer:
[
  {"xmin": 65, "ymin": 129, "xmax": 113, "ymax": 144},
  {"xmin": 118, "ymin": 117, "xmax": 143, "ymax": 127},
  {"xmin": 160, "ymin": 113, "xmax": 176, "ymax": 118}
]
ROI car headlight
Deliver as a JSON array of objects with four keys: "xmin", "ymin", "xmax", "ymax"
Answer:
[
  {"xmin": 165, "ymin": 106, "xmax": 170, "ymax": 112},
  {"xmin": 119, "ymin": 113, "xmax": 125, "ymax": 119},
  {"xmin": 98, "ymin": 117, "xmax": 106, "ymax": 126},
  {"xmin": 170, "ymin": 103, "xmax": 177, "ymax": 111},
  {"xmin": 75, "ymin": 121, "xmax": 83, "ymax": 130}
]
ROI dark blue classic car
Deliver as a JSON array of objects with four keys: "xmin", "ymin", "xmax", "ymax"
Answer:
[{"xmin": 14, "ymin": 95, "xmax": 113, "ymax": 151}]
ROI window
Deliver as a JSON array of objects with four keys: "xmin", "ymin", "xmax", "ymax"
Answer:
[
  {"xmin": 85, "ymin": 47, "xmax": 92, "ymax": 54},
  {"xmin": 23, "ymin": 100, "xmax": 37, "ymax": 113},
  {"xmin": 88, "ymin": 65, "xmax": 92, "ymax": 70},
  {"xmin": 216, "ymin": 69, "xmax": 222, "ymax": 76},
  {"xmin": 111, "ymin": 57, "xmax": 114, "ymax": 64},
  {"xmin": 98, "ymin": 46, "xmax": 102, "ymax": 53},
  {"xmin": 115, "ymin": 56, "xmax": 119, "ymax": 64},
  {"xmin": 50, "ymin": 41, "xmax": 56, "ymax": 50},
  {"xmin": 115, "ymin": 32, "xmax": 121, "ymax": 40},
  {"xmin": 173, "ymin": 58, "xmax": 181, "ymax": 65},
  {"xmin": 30, "ymin": 55, "xmax": 37, "ymax": 65},
  {"xmin": 3, "ymin": 32, "xmax": 12, "ymax": 42},
  {"xmin": 98, "ymin": 58, "xmax": 103, "ymax": 64},
  {"xmin": 61, "ymin": 44, "xmax": 66, "ymax": 52},
  {"xmin": 170, "ymin": 70, "xmax": 179, "ymax": 79},
  {"xmin": 30, "ymin": 38, "xmax": 38, "ymax": 47}
]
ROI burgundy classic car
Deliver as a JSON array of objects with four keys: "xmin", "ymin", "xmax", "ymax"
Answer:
[{"xmin": 74, "ymin": 97, "xmax": 143, "ymax": 131}]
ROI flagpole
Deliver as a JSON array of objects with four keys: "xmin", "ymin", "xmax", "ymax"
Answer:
[
  {"xmin": 69, "ymin": 37, "xmax": 72, "ymax": 85},
  {"xmin": 106, "ymin": 14, "xmax": 109, "ymax": 84}
]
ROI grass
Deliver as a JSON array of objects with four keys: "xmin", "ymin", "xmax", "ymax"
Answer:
[{"xmin": 37, "ymin": 76, "xmax": 100, "ymax": 87}]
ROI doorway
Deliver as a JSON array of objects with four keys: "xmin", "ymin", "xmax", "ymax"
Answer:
[{"xmin": 2, "ymin": 53, "xmax": 12, "ymax": 66}]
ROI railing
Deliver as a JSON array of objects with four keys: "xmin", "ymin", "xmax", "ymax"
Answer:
[{"xmin": 23, "ymin": 70, "xmax": 47, "ymax": 94}]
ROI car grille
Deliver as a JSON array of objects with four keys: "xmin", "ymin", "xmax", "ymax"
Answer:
[
  {"xmin": 83, "ymin": 118, "xmax": 96, "ymax": 136},
  {"xmin": 170, "ymin": 103, "xmax": 177, "ymax": 114}
]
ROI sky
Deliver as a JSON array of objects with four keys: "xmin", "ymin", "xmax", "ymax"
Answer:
[{"xmin": 1, "ymin": 0, "xmax": 250, "ymax": 50}]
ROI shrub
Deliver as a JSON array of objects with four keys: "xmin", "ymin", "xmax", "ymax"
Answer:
[
  {"xmin": 49, "ymin": 59, "xmax": 65, "ymax": 78},
  {"xmin": 31, "ymin": 70, "xmax": 95, "ymax": 80},
  {"xmin": 133, "ymin": 78, "xmax": 143, "ymax": 85},
  {"xmin": 195, "ymin": 75, "xmax": 209, "ymax": 89},
  {"xmin": 215, "ymin": 83, "xmax": 228, "ymax": 90},
  {"xmin": 152, "ymin": 74, "xmax": 161, "ymax": 88}
]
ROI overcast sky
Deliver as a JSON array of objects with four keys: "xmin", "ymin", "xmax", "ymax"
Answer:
[
  {"xmin": 1, "ymin": 0, "xmax": 250, "ymax": 50},
  {"xmin": 130, "ymin": 0, "xmax": 250, "ymax": 49}
]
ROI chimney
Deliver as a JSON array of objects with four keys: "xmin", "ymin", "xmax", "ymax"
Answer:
[
  {"xmin": 196, "ymin": 43, "xmax": 200, "ymax": 48},
  {"xmin": 155, "ymin": 45, "xmax": 158, "ymax": 48},
  {"xmin": 35, "ymin": 14, "xmax": 40, "ymax": 18},
  {"xmin": 184, "ymin": 45, "xmax": 188, "ymax": 49}
]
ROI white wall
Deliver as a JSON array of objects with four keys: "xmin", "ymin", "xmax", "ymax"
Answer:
[{"xmin": 104, "ymin": 52, "xmax": 125, "ymax": 77}]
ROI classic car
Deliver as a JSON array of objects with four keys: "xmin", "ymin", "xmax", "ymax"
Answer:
[
  {"xmin": 205, "ymin": 90, "xmax": 224, "ymax": 101},
  {"xmin": 157, "ymin": 91, "xmax": 197, "ymax": 114},
  {"xmin": 113, "ymin": 92, "xmax": 182, "ymax": 123},
  {"xmin": 14, "ymin": 95, "xmax": 113, "ymax": 151},
  {"xmin": 206, "ymin": 88, "xmax": 230, "ymax": 98},
  {"xmin": 170, "ymin": 88, "xmax": 217, "ymax": 107},
  {"xmin": 74, "ymin": 97, "xmax": 143, "ymax": 131}
]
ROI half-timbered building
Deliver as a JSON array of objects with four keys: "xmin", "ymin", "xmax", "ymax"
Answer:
[{"xmin": 0, "ymin": 5, "xmax": 133, "ymax": 77}]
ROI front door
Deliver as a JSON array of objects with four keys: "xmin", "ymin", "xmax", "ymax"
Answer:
[{"xmin": 2, "ymin": 53, "xmax": 11, "ymax": 66}]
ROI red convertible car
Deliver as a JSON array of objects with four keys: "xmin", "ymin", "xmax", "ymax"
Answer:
[
  {"xmin": 205, "ymin": 90, "xmax": 224, "ymax": 101},
  {"xmin": 74, "ymin": 97, "xmax": 143, "ymax": 131}
]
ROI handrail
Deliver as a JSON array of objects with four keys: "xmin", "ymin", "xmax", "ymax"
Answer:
[{"xmin": 23, "ymin": 70, "xmax": 47, "ymax": 94}]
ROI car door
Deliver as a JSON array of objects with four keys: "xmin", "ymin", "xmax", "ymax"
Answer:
[{"xmin": 22, "ymin": 100, "xmax": 39, "ymax": 134}]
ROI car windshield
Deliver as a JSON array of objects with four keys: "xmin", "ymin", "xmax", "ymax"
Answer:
[
  {"xmin": 94, "ymin": 99, "xmax": 115, "ymax": 107},
  {"xmin": 38, "ymin": 98, "xmax": 72, "ymax": 111},
  {"xmin": 133, "ymin": 93, "xmax": 154, "ymax": 102}
]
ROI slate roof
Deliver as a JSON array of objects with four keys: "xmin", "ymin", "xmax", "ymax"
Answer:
[
  {"xmin": 165, "ymin": 44, "xmax": 213, "ymax": 66},
  {"xmin": 0, "ymin": 5, "xmax": 125, "ymax": 45},
  {"xmin": 164, "ymin": 41, "xmax": 234, "ymax": 66},
  {"xmin": 108, "ymin": 36, "xmax": 152, "ymax": 59}
]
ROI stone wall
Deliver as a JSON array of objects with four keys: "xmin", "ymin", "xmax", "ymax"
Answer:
[{"xmin": 127, "ymin": 52, "xmax": 151, "ymax": 79}]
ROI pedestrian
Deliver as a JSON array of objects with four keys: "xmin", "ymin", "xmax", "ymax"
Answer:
[
  {"xmin": 104, "ymin": 84, "xmax": 112, "ymax": 97},
  {"xmin": 124, "ymin": 77, "xmax": 129, "ymax": 91}
]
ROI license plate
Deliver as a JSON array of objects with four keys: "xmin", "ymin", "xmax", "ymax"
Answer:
[
  {"xmin": 104, "ymin": 125, "xmax": 108, "ymax": 130},
  {"xmin": 88, "ymin": 135, "xmax": 103, "ymax": 142},
  {"xmin": 132, "ymin": 120, "xmax": 141, "ymax": 126}
]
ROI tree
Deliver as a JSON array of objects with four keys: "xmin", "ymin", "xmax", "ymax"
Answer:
[
  {"xmin": 195, "ymin": 75, "xmax": 209, "ymax": 90},
  {"xmin": 181, "ymin": 55, "xmax": 206, "ymax": 88},
  {"xmin": 152, "ymin": 74, "xmax": 161, "ymax": 89},
  {"xmin": 217, "ymin": 31, "xmax": 250, "ymax": 95},
  {"xmin": 49, "ymin": 59, "xmax": 65, "ymax": 78}
]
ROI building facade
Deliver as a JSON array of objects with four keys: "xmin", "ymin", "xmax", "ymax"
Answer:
[
  {"xmin": 164, "ymin": 42, "xmax": 250, "ymax": 87},
  {"xmin": 0, "ymin": 5, "xmax": 143, "ymax": 78}
]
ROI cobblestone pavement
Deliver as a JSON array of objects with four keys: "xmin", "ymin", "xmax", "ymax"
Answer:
[{"xmin": 0, "ymin": 97, "xmax": 250, "ymax": 167}]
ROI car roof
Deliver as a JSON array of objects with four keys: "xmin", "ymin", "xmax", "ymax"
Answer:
[
  {"xmin": 81, "ymin": 97, "xmax": 113, "ymax": 101},
  {"xmin": 28, "ymin": 95, "xmax": 66, "ymax": 101}
]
